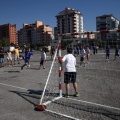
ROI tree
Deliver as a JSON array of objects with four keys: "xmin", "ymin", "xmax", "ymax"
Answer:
[
  {"xmin": 1, "ymin": 37, "xmax": 10, "ymax": 47},
  {"xmin": 0, "ymin": 39, "xmax": 2, "ymax": 48},
  {"xmin": 61, "ymin": 39, "xmax": 73, "ymax": 49}
]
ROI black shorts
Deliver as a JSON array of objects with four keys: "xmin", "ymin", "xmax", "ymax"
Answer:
[
  {"xmin": 106, "ymin": 54, "xmax": 110, "ymax": 57},
  {"xmin": 80, "ymin": 57, "xmax": 84, "ymax": 61},
  {"xmin": 64, "ymin": 72, "xmax": 76, "ymax": 84},
  {"xmin": 40, "ymin": 60, "xmax": 44, "ymax": 65}
]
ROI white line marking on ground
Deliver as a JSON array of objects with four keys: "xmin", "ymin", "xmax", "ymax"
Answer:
[
  {"xmin": 64, "ymin": 97, "xmax": 120, "ymax": 111},
  {"xmin": 0, "ymin": 82, "xmax": 28, "ymax": 91},
  {"xmin": 45, "ymin": 109, "xmax": 81, "ymax": 120},
  {"xmin": 43, "ymin": 96, "xmax": 62, "ymax": 105}
]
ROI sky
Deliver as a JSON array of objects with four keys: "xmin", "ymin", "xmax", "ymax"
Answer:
[{"xmin": 0, "ymin": 0, "xmax": 120, "ymax": 32}]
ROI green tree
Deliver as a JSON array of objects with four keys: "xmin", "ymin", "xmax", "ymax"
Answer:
[
  {"xmin": 1, "ymin": 37, "xmax": 10, "ymax": 47},
  {"xmin": 61, "ymin": 39, "xmax": 73, "ymax": 49}
]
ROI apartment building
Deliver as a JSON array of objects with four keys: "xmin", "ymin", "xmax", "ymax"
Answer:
[
  {"xmin": 18, "ymin": 21, "xmax": 52, "ymax": 45},
  {"xmin": 83, "ymin": 33, "xmax": 96, "ymax": 39},
  {"xmin": 96, "ymin": 14, "xmax": 120, "ymax": 41},
  {"xmin": 55, "ymin": 7, "xmax": 83, "ymax": 40},
  {"xmin": 0, "ymin": 23, "xmax": 17, "ymax": 45}
]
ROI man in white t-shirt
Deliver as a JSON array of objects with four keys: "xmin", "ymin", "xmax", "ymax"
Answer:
[
  {"xmin": 61, "ymin": 48, "xmax": 79, "ymax": 98},
  {"xmin": 38, "ymin": 48, "xmax": 46, "ymax": 69}
]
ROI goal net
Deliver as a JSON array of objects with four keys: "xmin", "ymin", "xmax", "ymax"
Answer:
[{"xmin": 36, "ymin": 30, "xmax": 120, "ymax": 120}]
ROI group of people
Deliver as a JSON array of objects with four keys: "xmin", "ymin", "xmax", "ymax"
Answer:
[
  {"xmin": 105, "ymin": 45, "xmax": 120, "ymax": 62},
  {"xmin": 73, "ymin": 45, "xmax": 91, "ymax": 67},
  {"xmin": 0, "ymin": 46, "xmax": 55, "ymax": 70},
  {"xmin": 0, "ymin": 44, "xmax": 119, "ymax": 99},
  {"xmin": 0, "ymin": 46, "xmax": 20, "ymax": 67}
]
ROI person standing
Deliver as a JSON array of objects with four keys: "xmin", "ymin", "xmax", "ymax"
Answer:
[
  {"xmin": 85, "ymin": 45, "xmax": 90, "ymax": 64},
  {"xmin": 6, "ymin": 50, "xmax": 13, "ymax": 66},
  {"xmin": 50, "ymin": 46, "xmax": 55, "ymax": 60},
  {"xmin": 114, "ymin": 45, "xmax": 119, "ymax": 60},
  {"xmin": 13, "ymin": 46, "xmax": 20, "ymax": 65},
  {"xmin": 38, "ymin": 48, "xmax": 46, "ymax": 69},
  {"xmin": 0, "ymin": 47, "xmax": 5, "ymax": 67},
  {"xmin": 93, "ymin": 45, "xmax": 96, "ymax": 54},
  {"xmin": 61, "ymin": 47, "xmax": 79, "ymax": 98},
  {"xmin": 73, "ymin": 45, "xmax": 77, "ymax": 57},
  {"xmin": 79, "ymin": 46, "xmax": 86, "ymax": 67},
  {"xmin": 105, "ymin": 45, "xmax": 110, "ymax": 62},
  {"xmin": 96, "ymin": 45, "xmax": 99, "ymax": 54}
]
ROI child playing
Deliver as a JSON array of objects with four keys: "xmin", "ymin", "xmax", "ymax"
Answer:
[
  {"xmin": 105, "ymin": 45, "xmax": 110, "ymax": 62},
  {"xmin": 114, "ymin": 45, "xmax": 119, "ymax": 60},
  {"xmin": 38, "ymin": 48, "xmax": 46, "ymax": 69},
  {"xmin": 6, "ymin": 50, "xmax": 13, "ymax": 66},
  {"xmin": 85, "ymin": 45, "xmax": 90, "ymax": 64},
  {"xmin": 79, "ymin": 46, "xmax": 86, "ymax": 67},
  {"xmin": 21, "ymin": 48, "xmax": 32, "ymax": 70}
]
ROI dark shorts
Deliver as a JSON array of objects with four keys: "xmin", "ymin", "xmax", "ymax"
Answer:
[
  {"xmin": 25, "ymin": 59, "xmax": 29, "ymax": 63},
  {"xmin": 106, "ymin": 54, "xmax": 110, "ymax": 57},
  {"xmin": 80, "ymin": 57, "xmax": 84, "ymax": 61},
  {"xmin": 64, "ymin": 72, "xmax": 76, "ymax": 84},
  {"xmin": 40, "ymin": 60, "xmax": 44, "ymax": 65}
]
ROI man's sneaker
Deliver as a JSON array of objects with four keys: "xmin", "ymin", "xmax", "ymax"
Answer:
[
  {"xmin": 63, "ymin": 93, "xmax": 69, "ymax": 98},
  {"xmin": 74, "ymin": 92, "xmax": 79, "ymax": 97}
]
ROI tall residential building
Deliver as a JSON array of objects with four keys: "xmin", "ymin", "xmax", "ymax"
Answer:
[
  {"xmin": 18, "ymin": 21, "xmax": 52, "ymax": 45},
  {"xmin": 0, "ymin": 23, "xmax": 17, "ymax": 45},
  {"xmin": 96, "ymin": 14, "xmax": 120, "ymax": 41},
  {"xmin": 55, "ymin": 7, "xmax": 83, "ymax": 39}
]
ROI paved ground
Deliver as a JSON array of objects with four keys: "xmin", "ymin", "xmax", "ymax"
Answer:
[{"xmin": 0, "ymin": 50, "xmax": 120, "ymax": 120}]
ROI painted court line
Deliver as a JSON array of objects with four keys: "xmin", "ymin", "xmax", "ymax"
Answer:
[
  {"xmin": 1, "ymin": 82, "xmax": 120, "ymax": 112},
  {"xmin": 0, "ymin": 82, "xmax": 28, "ymax": 91},
  {"xmin": 45, "ymin": 109, "xmax": 81, "ymax": 120},
  {"xmin": 65, "ymin": 97, "xmax": 120, "ymax": 111}
]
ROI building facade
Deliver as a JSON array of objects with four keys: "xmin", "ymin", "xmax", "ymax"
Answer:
[
  {"xmin": 0, "ymin": 23, "xmax": 17, "ymax": 45},
  {"xmin": 55, "ymin": 7, "xmax": 83, "ymax": 40},
  {"xmin": 18, "ymin": 21, "xmax": 52, "ymax": 46},
  {"xmin": 96, "ymin": 14, "xmax": 120, "ymax": 41}
]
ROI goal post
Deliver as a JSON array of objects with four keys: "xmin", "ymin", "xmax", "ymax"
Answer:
[{"xmin": 35, "ymin": 37, "xmax": 63, "ymax": 111}]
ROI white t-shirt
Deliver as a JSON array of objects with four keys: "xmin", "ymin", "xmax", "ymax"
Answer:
[
  {"xmin": 41, "ymin": 52, "xmax": 46, "ymax": 60},
  {"xmin": 62, "ymin": 54, "xmax": 76, "ymax": 72}
]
